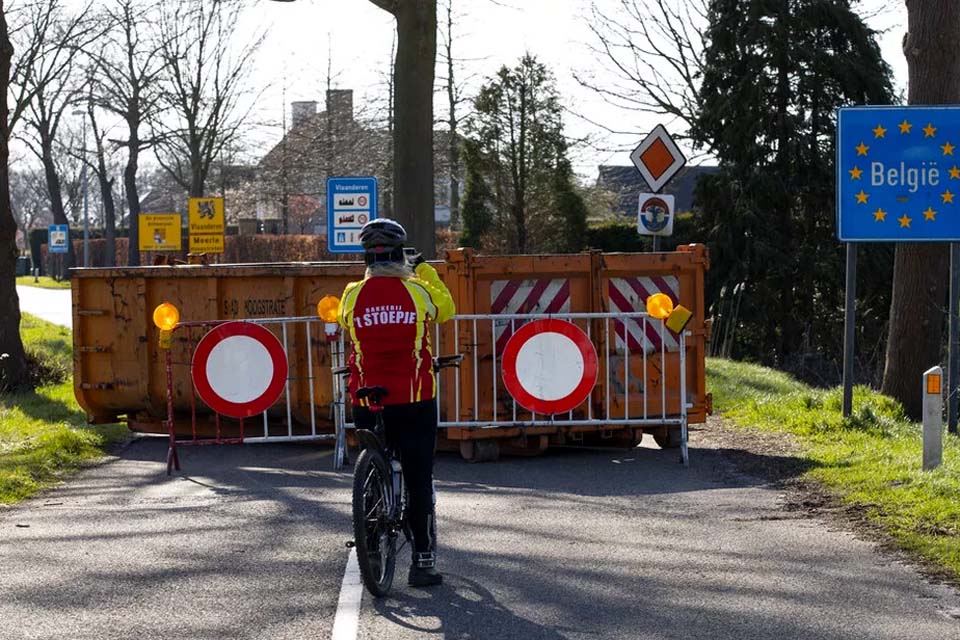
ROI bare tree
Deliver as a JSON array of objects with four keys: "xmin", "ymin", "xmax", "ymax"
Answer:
[
  {"xmin": 438, "ymin": 0, "xmax": 465, "ymax": 229},
  {"xmin": 10, "ymin": 165, "xmax": 51, "ymax": 233},
  {"xmin": 0, "ymin": 0, "xmax": 27, "ymax": 391},
  {"xmin": 153, "ymin": 0, "xmax": 263, "ymax": 198},
  {"xmin": 368, "ymin": 0, "xmax": 437, "ymax": 258},
  {"xmin": 89, "ymin": 0, "xmax": 167, "ymax": 268},
  {"xmin": 76, "ymin": 88, "xmax": 118, "ymax": 266},
  {"xmin": 576, "ymin": 0, "xmax": 706, "ymax": 143},
  {"xmin": 14, "ymin": 0, "xmax": 96, "ymax": 272}
]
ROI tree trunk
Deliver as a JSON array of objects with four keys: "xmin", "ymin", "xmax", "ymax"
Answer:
[
  {"xmin": 90, "ymin": 107, "xmax": 116, "ymax": 267},
  {"xmin": 0, "ymin": 1, "xmax": 28, "ymax": 391},
  {"xmin": 190, "ymin": 147, "xmax": 204, "ymax": 197},
  {"xmin": 392, "ymin": 0, "xmax": 437, "ymax": 258},
  {"xmin": 40, "ymin": 135, "xmax": 75, "ymax": 277},
  {"xmin": 774, "ymin": 0, "xmax": 796, "ymax": 361},
  {"xmin": 445, "ymin": 1, "xmax": 459, "ymax": 229},
  {"xmin": 98, "ymin": 166, "xmax": 116, "ymax": 268},
  {"xmin": 125, "ymin": 127, "xmax": 141, "ymax": 267},
  {"xmin": 881, "ymin": 0, "xmax": 959, "ymax": 418}
]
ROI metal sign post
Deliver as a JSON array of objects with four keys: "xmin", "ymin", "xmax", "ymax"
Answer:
[
  {"xmin": 950, "ymin": 243, "xmax": 960, "ymax": 433},
  {"xmin": 842, "ymin": 243, "xmax": 857, "ymax": 417}
]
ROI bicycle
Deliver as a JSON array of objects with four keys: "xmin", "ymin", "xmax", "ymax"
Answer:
[{"xmin": 338, "ymin": 354, "xmax": 462, "ymax": 597}]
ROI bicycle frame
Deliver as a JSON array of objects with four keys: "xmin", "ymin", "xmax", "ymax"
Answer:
[{"xmin": 355, "ymin": 411, "xmax": 407, "ymax": 540}]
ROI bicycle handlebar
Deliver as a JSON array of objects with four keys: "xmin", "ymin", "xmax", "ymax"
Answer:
[
  {"xmin": 331, "ymin": 354, "xmax": 462, "ymax": 378},
  {"xmin": 434, "ymin": 354, "xmax": 464, "ymax": 370}
]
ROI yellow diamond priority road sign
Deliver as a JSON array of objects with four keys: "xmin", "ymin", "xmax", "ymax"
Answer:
[{"xmin": 630, "ymin": 124, "xmax": 687, "ymax": 193}]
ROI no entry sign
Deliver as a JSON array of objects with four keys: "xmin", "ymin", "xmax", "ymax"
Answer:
[
  {"xmin": 501, "ymin": 319, "xmax": 599, "ymax": 415},
  {"xmin": 192, "ymin": 322, "xmax": 288, "ymax": 418}
]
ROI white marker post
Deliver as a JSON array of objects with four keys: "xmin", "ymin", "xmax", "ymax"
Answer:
[{"xmin": 923, "ymin": 366, "xmax": 943, "ymax": 471}]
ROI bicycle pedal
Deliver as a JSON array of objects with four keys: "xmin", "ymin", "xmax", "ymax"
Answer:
[{"xmin": 345, "ymin": 540, "xmax": 356, "ymax": 548}]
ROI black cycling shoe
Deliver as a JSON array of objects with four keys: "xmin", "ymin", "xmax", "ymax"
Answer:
[
  {"xmin": 408, "ymin": 565, "xmax": 443, "ymax": 587},
  {"xmin": 408, "ymin": 551, "xmax": 443, "ymax": 587}
]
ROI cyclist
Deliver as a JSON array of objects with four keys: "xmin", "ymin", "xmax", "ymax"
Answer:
[{"xmin": 337, "ymin": 218, "xmax": 455, "ymax": 588}]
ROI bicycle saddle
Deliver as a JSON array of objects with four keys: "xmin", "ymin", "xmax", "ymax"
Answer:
[{"xmin": 355, "ymin": 386, "xmax": 390, "ymax": 403}]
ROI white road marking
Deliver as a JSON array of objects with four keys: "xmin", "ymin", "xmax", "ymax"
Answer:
[{"xmin": 331, "ymin": 548, "xmax": 362, "ymax": 640}]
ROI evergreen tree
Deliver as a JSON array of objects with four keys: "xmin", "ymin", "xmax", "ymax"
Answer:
[
  {"xmin": 549, "ymin": 157, "xmax": 589, "ymax": 253},
  {"xmin": 466, "ymin": 54, "xmax": 571, "ymax": 253},
  {"xmin": 691, "ymin": 0, "xmax": 893, "ymax": 379},
  {"xmin": 459, "ymin": 139, "xmax": 492, "ymax": 250}
]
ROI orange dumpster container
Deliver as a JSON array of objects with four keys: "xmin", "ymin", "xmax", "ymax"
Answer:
[
  {"xmin": 438, "ymin": 247, "xmax": 710, "ymax": 459},
  {"xmin": 72, "ymin": 249, "xmax": 709, "ymax": 457},
  {"xmin": 72, "ymin": 262, "xmax": 365, "ymax": 432}
]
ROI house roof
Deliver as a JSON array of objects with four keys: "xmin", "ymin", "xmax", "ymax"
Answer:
[
  {"xmin": 259, "ymin": 110, "xmax": 389, "ymax": 176},
  {"xmin": 596, "ymin": 164, "xmax": 719, "ymax": 215}
]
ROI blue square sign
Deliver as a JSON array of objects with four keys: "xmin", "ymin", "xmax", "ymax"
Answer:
[
  {"xmin": 327, "ymin": 177, "xmax": 377, "ymax": 253},
  {"xmin": 48, "ymin": 224, "xmax": 69, "ymax": 254},
  {"xmin": 837, "ymin": 106, "xmax": 960, "ymax": 242}
]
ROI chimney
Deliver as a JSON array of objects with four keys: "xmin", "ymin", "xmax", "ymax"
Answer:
[
  {"xmin": 326, "ymin": 89, "xmax": 353, "ymax": 126},
  {"xmin": 291, "ymin": 101, "xmax": 317, "ymax": 128}
]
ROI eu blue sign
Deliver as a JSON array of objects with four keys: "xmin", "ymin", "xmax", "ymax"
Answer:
[{"xmin": 838, "ymin": 106, "xmax": 960, "ymax": 242}]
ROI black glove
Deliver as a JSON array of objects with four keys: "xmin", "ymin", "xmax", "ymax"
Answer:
[{"xmin": 408, "ymin": 251, "xmax": 426, "ymax": 267}]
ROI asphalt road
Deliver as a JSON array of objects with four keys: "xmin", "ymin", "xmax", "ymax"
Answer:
[
  {"xmin": 8, "ymin": 286, "xmax": 960, "ymax": 637},
  {"xmin": 3, "ymin": 437, "xmax": 960, "ymax": 640},
  {"xmin": 16, "ymin": 284, "xmax": 73, "ymax": 329}
]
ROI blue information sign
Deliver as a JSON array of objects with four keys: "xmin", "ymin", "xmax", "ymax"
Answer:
[
  {"xmin": 48, "ymin": 224, "xmax": 69, "ymax": 254},
  {"xmin": 327, "ymin": 177, "xmax": 377, "ymax": 253},
  {"xmin": 838, "ymin": 106, "xmax": 960, "ymax": 242}
]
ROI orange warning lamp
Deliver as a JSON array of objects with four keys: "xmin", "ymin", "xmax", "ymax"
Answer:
[
  {"xmin": 317, "ymin": 295, "xmax": 340, "ymax": 323},
  {"xmin": 153, "ymin": 302, "xmax": 180, "ymax": 331},
  {"xmin": 646, "ymin": 293, "xmax": 674, "ymax": 320},
  {"xmin": 153, "ymin": 302, "xmax": 180, "ymax": 350},
  {"xmin": 646, "ymin": 293, "xmax": 694, "ymax": 334}
]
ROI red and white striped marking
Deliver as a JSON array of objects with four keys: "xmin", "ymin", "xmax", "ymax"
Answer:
[
  {"xmin": 607, "ymin": 276, "xmax": 681, "ymax": 353},
  {"xmin": 490, "ymin": 278, "xmax": 571, "ymax": 354}
]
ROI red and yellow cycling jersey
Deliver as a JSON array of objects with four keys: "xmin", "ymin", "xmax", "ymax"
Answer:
[{"xmin": 337, "ymin": 262, "xmax": 455, "ymax": 406}]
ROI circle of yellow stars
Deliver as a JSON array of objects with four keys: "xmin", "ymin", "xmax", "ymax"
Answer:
[{"xmin": 850, "ymin": 119, "xmax": 956, "ymax": 229}]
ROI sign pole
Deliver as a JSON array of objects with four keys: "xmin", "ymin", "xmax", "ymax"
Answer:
[
  {"xmin": 842, "ymin": 242, "xmax": 857, "ymax": 418},
  {"xmin": 949, "ymin": 243, "xmax": 960, "ymax": 433},
  {"xmin": 651, "ymin": 236, "xmax": 660, "ymax": 252}
]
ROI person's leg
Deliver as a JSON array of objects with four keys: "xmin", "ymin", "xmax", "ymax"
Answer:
[
  {"xmin": 352, "ymin": 404, "xmax": 374, "ymax": 430},
  {"xmin": 384, "ymin": 400, "xmax": 441, "ymax": 586}
]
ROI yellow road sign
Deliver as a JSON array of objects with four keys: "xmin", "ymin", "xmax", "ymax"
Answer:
[
  {"xmin": 188, "ymin": 197, "xmax": 225, "ymax": 234},
  {"xmin": 139, "ymin": 214, "xmax": 182, "ymax": 251},
  {"xmin": 189, "ymin": 233, "xmax": 225, "ymax": 254}
]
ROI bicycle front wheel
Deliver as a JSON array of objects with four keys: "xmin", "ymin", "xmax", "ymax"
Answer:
[{"xmin": 352, "ymin": 447, "xmax": 396, "ymax": 597}]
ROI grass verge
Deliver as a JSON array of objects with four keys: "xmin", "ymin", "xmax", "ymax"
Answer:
[
  {"xmin": 0, "ymin": 314, "xmax": 127, "ymax": 504},
  {"xmin": 708, "ymin": 357, "xmax": 960, "ymax": 578},
  {"xmin": 16, "ymin": 276, "xmax": 71, "ymax": 289}
]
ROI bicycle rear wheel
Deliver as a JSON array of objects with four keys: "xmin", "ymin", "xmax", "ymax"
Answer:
[{"xmin": 352, "ymin": 447, "xmax": 396, "ymax": 597}]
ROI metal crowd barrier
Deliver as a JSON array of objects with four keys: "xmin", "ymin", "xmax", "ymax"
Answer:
[
  {"xmin": 331, "ymin": 311, "xmax": 691, "ymax": 468},
  {"xmin": 162, "ymin": 315, "xmax": 343, "ymax": 475}
]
